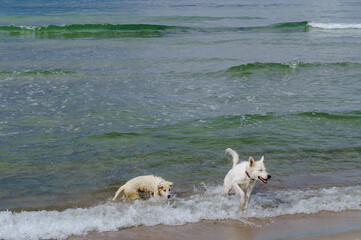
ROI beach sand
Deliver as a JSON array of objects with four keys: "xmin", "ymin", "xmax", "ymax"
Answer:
[{"xmin": 68, "ymin": 210, "xmax": 361, "ymax": 240}]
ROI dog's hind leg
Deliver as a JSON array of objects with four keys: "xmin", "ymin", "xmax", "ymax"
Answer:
[
  {"xmin": 232, "ymin": 183, "xmax": 246, "ymax": 210},
  {"xmin": 124, "ymin": 189, "xmax": 141, "ymax": 200}
]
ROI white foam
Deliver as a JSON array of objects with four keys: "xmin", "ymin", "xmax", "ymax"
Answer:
[
  {"xmin": 18, "ymin": 25, "xmax": 39, "ymax": 31},
  {"xmin": 308, "ymin": 22, "xmax": 361, "ymax": 30},
  {"xmin": 0, "ymin": 185, "xmax": 360, "ymax": 240}
]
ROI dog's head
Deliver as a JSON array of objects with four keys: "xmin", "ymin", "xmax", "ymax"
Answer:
[
  {"xmin": 157, "ymin": 181, "xmax": 173, "ymax": 199},
  {"xmin": 247, "ymin": 156, "xmax": 271, "ymax": 184}
]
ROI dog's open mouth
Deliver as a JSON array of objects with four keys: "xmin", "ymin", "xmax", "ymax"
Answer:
[{"xmin": 258, "ymin": 176, "xmax": 268, "ymax": 184}]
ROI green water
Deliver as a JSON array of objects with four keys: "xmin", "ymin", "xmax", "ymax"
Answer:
[{"xmin": 1, "ymin": 0, "xmax": 361, "ymax": 211}]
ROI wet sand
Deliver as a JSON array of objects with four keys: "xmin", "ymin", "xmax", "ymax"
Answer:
[{"xmin": 68, "ymin": 210, "xmax": 361, "ymax": 240}]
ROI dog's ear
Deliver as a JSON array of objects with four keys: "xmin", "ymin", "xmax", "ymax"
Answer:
[
  {"xmin": 168, "ymin": 182, "xmax": 173, "ymax": 187},
  {"xmin": 260, "ymin": 156, "xmax": 264, "ymax": 162},
  {"xmin": 249, "ymin": 157, "xmax": 255, "ymax": 168}
]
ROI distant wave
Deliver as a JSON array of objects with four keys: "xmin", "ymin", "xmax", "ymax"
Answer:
[
  {"xmin": 3, "ymin": 21, "xmax": 359, "ymax": 39},
  {"xmin": 194, "ymin": 21, "xmax": 310, "ymax": 33},
  {"xmin": 1, "ymin": 62, "xmax": 359, "ymax": 78},
  {"xmin": 87, "ymin": 110, "xmax": 361, "ymax": 142},
  {"xmin": 1, "ymin": 185, "xmax": 360, "ymax": 240},
  {"xmin": 308, "ymin": 22, "xmax": 361, "ymax": 30},
  {"xmin": 219, "ymin": 110, "xmax": 361, "ymax": 122},
  {"xmin": 0, "ymin": 24, "xmax": 189, "ymax": 38},
  {"xmin": 0, "ymin": 21, "xmax": 317, "ymax": 39},
  {"xmin": 88, "ymin": 132, "xmax": 146, "ymax": 140},
  {"xmin": 239, "ymin": 21, "xmax": 309, "ymax": 32},
  {"xmin": 0, "ymin": 23, "xmax": 185, "ymax": 31},
  {"xmin": 0, "ymin": 69, "xmax": 80, "ymax": 76},
  {"xmin": 142, "ymin": 15, "xmax": 264, "ymax": 22},
  {"xmin": 296, "ymin": 111, "xmax": 361, "ymax": 120},
  {"xmin": 197, "ymin": 111, "xmax": 361, "ymax": 131},
  {"xmin": 226, "ymin": 62, "xmax": 361, "ymax": 77}
]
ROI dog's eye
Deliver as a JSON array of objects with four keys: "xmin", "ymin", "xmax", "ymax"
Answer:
[
  {"xmin": 259, "ymin": 169, "xmax": 263, "ymax": 172},
  {"xmin": 163, "ymin": 189, "xmax": 167, "ymax": 192}
]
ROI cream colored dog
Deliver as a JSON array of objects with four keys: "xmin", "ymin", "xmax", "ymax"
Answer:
[{"xmin": 112, "ymin": 175, "xmax": 173, "ymax": 200}]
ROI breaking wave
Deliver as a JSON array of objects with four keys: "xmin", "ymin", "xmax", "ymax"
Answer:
[
  {"xmin": 308, "ymin": 22, "xmax": 361, "ymax": 30},
  {"xmin": 1, "ymin": 185, "xmax": 360, "ymax": 240}
]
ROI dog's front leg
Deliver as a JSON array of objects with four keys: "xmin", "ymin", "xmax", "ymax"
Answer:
[
  {"xmin": 223, "ymin": 182, "xmax": 232, "ymax": 196},
  {"xmin": 245, "ymin": 189, "xmax": 253, "ymax": 211},
  {"xmin": 232, "ymin": 183, "xmax": 246, "ymax": 211},
  {"xmin": 152, "ymin": 187, "xmax": 160, "ymax": 199}
]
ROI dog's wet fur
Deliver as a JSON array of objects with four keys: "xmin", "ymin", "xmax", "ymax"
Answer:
[
  {"xmin": 223, "ymin": 148, "xmax": 271, "ymax": 212},
  {"xmin": 112, "ymin": 175, "xmax": 173, "ymax": 201}
]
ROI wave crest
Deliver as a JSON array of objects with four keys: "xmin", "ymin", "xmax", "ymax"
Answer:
[
  {"xmin": 308, "ymin": 22, "xmax": 361, "ymax": 30},
  {"xmin": 0, "ymin": 24, "xmax": 188, "ymax": 38}
]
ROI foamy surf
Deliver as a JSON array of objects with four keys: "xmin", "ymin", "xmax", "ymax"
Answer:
[
  {"xmin": 308, "ymin": 22, "xmax": 361, "ymax": 30},
  {"xmin": 1, "ymin": 185, "xmax": 360, "ymax": 240}
]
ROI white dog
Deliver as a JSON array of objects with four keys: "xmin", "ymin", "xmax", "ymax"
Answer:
[
  {"xmin": 112, "ymin": 175, "xmax": 173, "ymax": 201},
  {"xmin": 223, "ymin": 148, "xmax": 271, "ymax": 211}
]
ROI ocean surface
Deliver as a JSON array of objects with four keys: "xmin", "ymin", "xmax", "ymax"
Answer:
[{"xmin": 1, "ymin": 0, "xmax": 361, "ymax": 239}]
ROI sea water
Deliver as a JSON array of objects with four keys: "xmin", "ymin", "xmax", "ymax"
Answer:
[{"xmin": 0, "ymin": 0, "xmax": 361, "ymax": 239}]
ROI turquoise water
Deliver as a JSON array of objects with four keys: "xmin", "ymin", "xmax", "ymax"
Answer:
[{"xmin": 0, "ymin": 1, "xmax": 361, "ymax": 239}]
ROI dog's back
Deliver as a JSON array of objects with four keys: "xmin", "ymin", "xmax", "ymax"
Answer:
[
  {"xmin": 128, "ymin": 175, "xmax": 162, "ymax": 192},
  {"xmin": 112, "ymin": 175, "xmax": 173, "ymax": 200}
]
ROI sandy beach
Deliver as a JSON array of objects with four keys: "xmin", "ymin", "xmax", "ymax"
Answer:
[{"xmin": 68, "ymin": 210, "xmax": 361, "ymax": 240}]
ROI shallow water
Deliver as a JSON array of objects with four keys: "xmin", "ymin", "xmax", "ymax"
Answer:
[{"xmin": 0, "ymin": 0, "xmax": 361, "ymax": 239}]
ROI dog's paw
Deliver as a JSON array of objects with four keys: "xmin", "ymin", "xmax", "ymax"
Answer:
[
  {"xmin": 239, "ymin": 205, "xmax": 248, "ymax": 214},
  {"xmin": 238, "ymin": 208, "xmax": 247, "ymax": 215}
]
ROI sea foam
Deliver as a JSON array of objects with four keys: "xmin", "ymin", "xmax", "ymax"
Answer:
[
  {"xmin": 308, "ymin": 22, "xmax": 361, "ymax": 30},
  {"xmin": 1, "ymin": 185, "xmax": 360, "ymax": 240}
]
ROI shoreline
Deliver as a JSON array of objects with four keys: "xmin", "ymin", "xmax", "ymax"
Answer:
[{"xmin": 68, "ymin": 210, "xmax": 361, "ymax": 240}]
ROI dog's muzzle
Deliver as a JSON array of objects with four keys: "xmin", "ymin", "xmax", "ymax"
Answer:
[
  {"xmin": 258, "ymin": 175, "xmax": 271, "ymax": 184},
  {"xmin": 167, "ymin": 195, "xmax": 171, "ymax": 199}
]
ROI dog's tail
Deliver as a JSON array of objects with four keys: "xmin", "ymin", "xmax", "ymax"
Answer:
[
  {"xmin": 112, "ymin": 185, "xmax": 125, "ymax": 201},
  {"xmin": 225, "ymin": 148, "xmax": 239, "ymax": 168}
]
